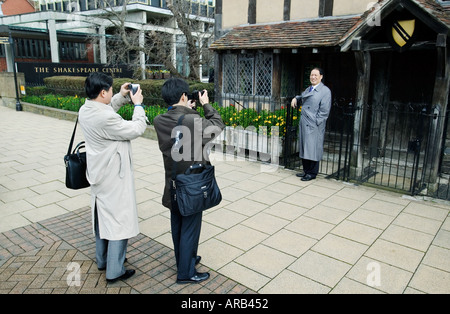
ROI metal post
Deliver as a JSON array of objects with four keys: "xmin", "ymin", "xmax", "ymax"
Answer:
[{"xmin": 8, "ymin": 30, "xmax": 22, "ymax": 111}]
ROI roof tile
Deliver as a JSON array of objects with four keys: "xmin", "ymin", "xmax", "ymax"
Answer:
[
  {"xmin": 210, "ymin": 16, "xmax": 361, "ymax": 50},
  {"xmin": 211, "ymin": 0, "xmax": 450, "ymax": 51}
]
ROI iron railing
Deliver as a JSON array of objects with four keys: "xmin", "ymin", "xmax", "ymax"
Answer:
[{"xmin": 284, "ymin": 96, "xmax": 450, "ymax": 200}]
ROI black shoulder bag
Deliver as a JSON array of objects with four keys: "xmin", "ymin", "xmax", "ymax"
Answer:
[
  {"xmin": 170, "ymin": 115, "xmax": 222, "ymax": 216},
  {"xmin": 64, "ymin": 117, "xmax": 90, "ymax": 189}
]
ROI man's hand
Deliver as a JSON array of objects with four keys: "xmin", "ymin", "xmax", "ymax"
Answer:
[
  {"xmin": 120, "ymin": 82, "xmax": 143, "ymax": 105},
  {"xmin": 199, "ymin": 90, "xmax": 209, "ymax": 106},
  {"xmin": 130, "ymin": 85, "xmax": 144, "ymax": 105},
  {"xmin": 291, "ymin": 97, "xmax": 297, "ymax": 108},
  {"xmin": 187, "ymin": 100, "xmax": 196, "ymax": 109},
  {"xmin": 120, "ymin": 83, "xmax": 131, "ymax": 97}
]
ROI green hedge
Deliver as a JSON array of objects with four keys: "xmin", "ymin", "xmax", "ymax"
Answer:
[
  {"xmin": 23, "ymin": 94, "xmax": 85, "ymax": 112},
  {"xmin": 26, "ymin": 86, "xmax": 49, "ymax": 96},
  {"xmin": 23, "ymin": 76, "xmax": 295, "ymax": 137},
  {"xmin": 43, "ymin": 76, "xmax": 87, "ymax": 97},
  {"xmin": 41, "ymin": 76, "xmax": 214, "ymax": 107},
  {"xmin": 22, "ymin": 93, "xmax": 296, "ymax": 137}
]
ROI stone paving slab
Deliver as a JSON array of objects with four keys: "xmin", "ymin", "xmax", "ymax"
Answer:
[
  {"xmin": 1, "ymin": 104, "xmax": 450, "ymax": 294},
  {"xmin": 0, "ymin": 207, "xmax": 255, "ymax": 294}
]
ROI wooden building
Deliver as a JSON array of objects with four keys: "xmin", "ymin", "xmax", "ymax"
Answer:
[{"xmin": 211, "ymin": 0, "xmax": 450, "ymax": 198}]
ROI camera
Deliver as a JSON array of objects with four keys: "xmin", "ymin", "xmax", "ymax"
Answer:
[
  {"xmin": 128, "ymin": 83, "xmax": 140, "ymax": 95},
  {"xmin": 188, "ymin": 90, "xmax": 205, "ymax": 102}
]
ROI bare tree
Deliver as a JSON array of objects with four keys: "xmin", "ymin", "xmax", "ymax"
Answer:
[
  {"xmin": 168, "ymin": 0, "xmax": 201, "ymax": 80},
  {"xmin": 89, "ymin": 0, "xmax": 214, "ymax": 81}
]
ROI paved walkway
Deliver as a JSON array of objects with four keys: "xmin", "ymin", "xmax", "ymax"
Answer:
[{"xmin": 0, "ymin": 104, "xmax": 449, "ymax": 294}]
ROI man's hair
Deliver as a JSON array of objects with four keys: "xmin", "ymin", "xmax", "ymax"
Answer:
[
  {"xmin": 312, "ymin": 67, "xmax": 324, "ymax": 76},
  {"xmin": 85, "ymin": 72, "xmax": 113, "ymax": 99},
  {"xmin": 161, "ymin": 77, "xmax": 189, "ymax": 107}
]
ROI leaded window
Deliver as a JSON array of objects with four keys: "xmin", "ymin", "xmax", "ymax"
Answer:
[
  {"xmin": 222, "ymin": 52, "xmax": 273, "ymax": 96},
  {"xmin": 223, "ymin": 54, "xmax": 237, "ymax": 94},
  {"xmin": 238, "ymin": 54, "xmax": 254, "ymax": 95},
  {"xmin": 255, "ymin": 53, "xmax": 272, "ymax": 96}
]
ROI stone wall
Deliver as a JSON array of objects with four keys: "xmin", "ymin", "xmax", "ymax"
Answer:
[{"xmin": 0, "ymin": 72, "xmax": 26, "ymax": 98}]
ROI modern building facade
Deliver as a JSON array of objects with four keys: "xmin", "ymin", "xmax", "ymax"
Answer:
[{"xmin": 0, "ymin": 0, "xmax": 216, "ymax": 82}]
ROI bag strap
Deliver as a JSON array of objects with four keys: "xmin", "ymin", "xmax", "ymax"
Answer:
[
  {"xmin": 171, "ymin": 114, "xmax": 185, "ymax": 184},
  {"xmin": 67, "ymin": 117, "xmax": 79, "ymax": 156}
]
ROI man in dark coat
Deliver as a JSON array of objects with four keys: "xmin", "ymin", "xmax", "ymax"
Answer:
[
  {"xmin": 153, "ymin": 78, "xmax": 225, "ymax": 284},
  {"xmin": 291, "ymin": 68, "xmax": 332, "ymax": 181}
]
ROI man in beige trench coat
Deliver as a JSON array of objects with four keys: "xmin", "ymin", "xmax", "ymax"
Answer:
[{"xmin": 79, "ymin": 72, "xmax": 147, "ymax": 282}]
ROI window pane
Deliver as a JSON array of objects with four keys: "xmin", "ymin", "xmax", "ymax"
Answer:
[
  {"xmin": 238, "ymin": 54, "xmax": 254, "ymax": 95},
  {"xmin": 223, "ymin": 54, "xmax": 237, "ymax": 94},
  {"xmin": 255, "ymin": 53, "xmax": 272, "ymax": 96}
]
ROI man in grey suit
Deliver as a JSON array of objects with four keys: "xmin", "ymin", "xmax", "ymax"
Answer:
[{"xmin": 291, "ymin": 68, "xmax": 332, "ymax": 181}]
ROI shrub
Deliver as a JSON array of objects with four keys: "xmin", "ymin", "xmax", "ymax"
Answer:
[
  {"xmin": 25, "ymin": 79, "xmax": 297, "ymax": 137},
  {"xmin": 43, "ymin": 76, "xmax": 87, "ymax": 97},
  {"xmin": 40, "ymin": 76, "xmax": 213, "ymax": 108},
  {"xmin": 26, "ymin": 86, "xmax": 48, "ymax": 96},
  {"xmin": 22, "ymin": 94, "xmax": 85, "ymax": 111}
]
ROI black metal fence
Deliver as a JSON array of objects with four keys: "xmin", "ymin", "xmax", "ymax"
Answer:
[
  {"xmin": 214, "ymin": 93, "xmax": 450, "ymax": 201},
  {"xmin": 283, "ymin": 97, "xmax": 355, "ymax": 181},
  {"xmin": 283, "ymin": 96, "xmax": 450, "ymax": 201}
]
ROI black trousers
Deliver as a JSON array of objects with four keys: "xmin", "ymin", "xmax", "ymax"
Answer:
[
  {"xmin": 170, "ymin": 210, "xmax": 203, "ymax": 279},
  {"xmin": 302, "ymin": 159, "xmax": 319, "ymax": 178}
]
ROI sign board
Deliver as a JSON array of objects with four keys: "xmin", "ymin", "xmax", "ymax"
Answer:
[
  {"xmin": 0, "ymin": 37, "xmax": 9, "ymax": 44},
  {"xmin": 17, "ymin": 62, "xmax": 135, "ymax": 85}
]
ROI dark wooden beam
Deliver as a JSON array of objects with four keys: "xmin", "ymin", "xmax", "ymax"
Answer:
[
  {"xmin": 352, "ymin": 38, "xmax": 371, "ymax": 174},
  {"xmin": 283, "ymin": 0, "xmax": 291, "ymax": 21},
  {"xmin": 319, "ymin": 0, "xmax": 334, "ymax": 17},
  {"xmin": 248, "ymin": 0, "xmax": 256, "ymax": 24},
  {"xmin": 358, "ymin": 41, "xmax": 437, "ymax": 52},
  {"xmin": 426, "ymin": 33, "xmax": 450, "ymax": 185}
]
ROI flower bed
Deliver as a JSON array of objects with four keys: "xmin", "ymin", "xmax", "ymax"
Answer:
[
  {"xmin": 23, "ymin": 94, "xmax": 300, "ymax": 136},
  {"xmin": 21, "ymin": 94, "xmax": 301, "ymax": 159}
]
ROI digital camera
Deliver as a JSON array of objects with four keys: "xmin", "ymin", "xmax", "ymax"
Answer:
[
  {"xmin": 188, "ymin": 90, "xmax": 205, "ymax": 102},
  {"xmin": 128, "ymin": 84, "xmax": 140, "ymax": 95}
]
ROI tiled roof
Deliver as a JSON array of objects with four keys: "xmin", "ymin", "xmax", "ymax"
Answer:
[
  {"xmin": 211, "ymin": 0, "xmax": 450, "ymax": 51},
  {"xmin": 413, "ymin": 0, "xmax": 450, "ymax": 27},
  {"xmin": 338, "ymin": 0, "xmax": 450, "ymax": 50},
  {"xmin": 210, "ymin": 16, "xmax": 361, "ymax": 50}
]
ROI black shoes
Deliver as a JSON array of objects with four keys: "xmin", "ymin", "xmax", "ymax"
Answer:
[
  {"xmin": 296, "ymin": 172, "xmax": 316, "ymax": 181},
  {"xmin": 301, "ymin": 174, "xmax": 316, "ymax": 181},
  {"xmin": 101, "ymin": 256, "xmax": 204, "ymax": 284},
  {"xmin": 176, "ymin": 272, "xmax": 210, "ymax": 284},
  {"xmin": 106, "ymin": 269, "xmax": 135, "ymax": 283},
  {"xmin": 176, "ymin": 256, "xmax": 208, "ymax": 284}
]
